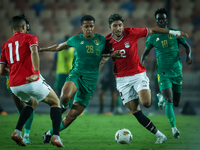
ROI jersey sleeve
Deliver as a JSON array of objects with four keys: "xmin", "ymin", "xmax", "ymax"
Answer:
[
  {"xmin": 145, "ymin": 36, "xmax": 154, "ymax": 50},
  {"xmin": 130, "ymin": 27, "xmax": 148, "ymax": 39},
  {"xmin": 29, "ymin": 35, "xmax": 38, "ymax": 48},
  {"xmin": 67, "ymin": 35, "xmax": 76, "ymax": 47}
]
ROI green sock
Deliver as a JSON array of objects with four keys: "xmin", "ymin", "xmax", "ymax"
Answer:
[
  {"xmin": 50, "ymin": 120, "xmax": 67, "ymax": 135},
  {"xmin": 116, "ymin": 96, "xmax": 122, "ymax": 107},
  {"xmin": 163, "ymin": 97, "xmax": 166, "ymax": 102},
  {"xmin": 25, "ymin": 111, "xmax": 34, "ymax": 130},
  {"xmin": 165, "ymin": 102, "xmax": 176, "ymax": 127}
]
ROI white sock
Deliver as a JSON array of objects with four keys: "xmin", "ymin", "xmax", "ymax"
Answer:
[
  {"xmin": 155, "ymin": 130, "xmax": 164, "ymax": 137},
  {"xmin": 47, "ymin": 130, "xmax": 51, "ymax": 135},
  {"xmin": 24, "ymin": 133, "xmax": 29, "ymax": 137},
  {"xmin": 172, "ymin": 127, "xmax": 178, "ymax": 133}
]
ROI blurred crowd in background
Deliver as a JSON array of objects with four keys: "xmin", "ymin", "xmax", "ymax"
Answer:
[
  {"xmin": 0, "ymin": 0, "xmax": 200, "ymax": 73},
  {"xmin": 0, "ymin": 0, "xmax": 200, "ymax": 115}
]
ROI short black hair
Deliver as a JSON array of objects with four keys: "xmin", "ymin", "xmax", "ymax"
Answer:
[
  {"xmin": 154, "ymin": 8, "xmax": 168, "ymax": 18},
  {"xmin": 81, "ymin": 15, "xmax": 95, "ymax": 25},
  {"xmin": 108, "ymin": 14, "xmax": 124, "ymax": 25},
  {"xmin": 11, "ymin": 14, "xmax": 31, "ymax": 32}
]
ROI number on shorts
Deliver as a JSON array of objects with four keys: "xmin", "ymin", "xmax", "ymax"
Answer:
[{"xmin": 8, "ymin": 41, "xmax": 20, "ymax": 64}]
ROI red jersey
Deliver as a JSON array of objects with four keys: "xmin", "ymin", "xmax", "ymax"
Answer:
[
  {"xmin": 105, "ymin": 27, "xmax": 148, "ymax": 77},
  {"xmin": 0, "ymin": 32, "xmax": 39, "ymax": 86}
]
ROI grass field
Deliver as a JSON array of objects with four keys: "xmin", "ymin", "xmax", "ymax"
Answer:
[{"xmin": 0, "ymin": 113, "xmax": 199, "ymax": 150}]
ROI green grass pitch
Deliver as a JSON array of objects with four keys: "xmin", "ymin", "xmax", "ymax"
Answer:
[{"xmin": 0, "ymin": 113, "xmax": 199, "ymax": 150}]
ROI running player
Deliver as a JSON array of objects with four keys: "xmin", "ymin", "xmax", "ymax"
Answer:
[
  {"xmin": 141, "ymin": 8, "xmax": 192, "ymax": 138},
  {"xmin": 0, "ymin": 15, "xmax": 64, "ymax": 147},
  {"xmin": 104, "ymin": 13, "xmax": 189, "ymax": 143},
  {"xmin": 40, "ymin": 15, "xmax": 121, "ymax": 143},
  {"xmin": 5, "ymin": 15, "xmax": 34, "ymax": 144}
]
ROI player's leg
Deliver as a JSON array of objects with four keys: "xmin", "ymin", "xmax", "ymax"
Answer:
[
  {"xmin": 111, "ymin": 90, "xmax": 118, "ymax": 113},
  {"xmin": 11, "ymin": 97, "xmax": 38, "ymax": 147},
  {"xmin": 60, "ymin": 81, "xmax": 77, "ymax": 113},
  {"xmin": 99, "ymin": 89, "xmax": 105, "ymax": 114},
  {"xmin": 12, "ymin": 94, "xmax": 34, "ymax": 143},
  {"xmin": 125, "ymin": 99, "xmax": 167, "ymax": 144},
  {"xmin": 173, "ymin": 91, "xmax": 181, "ymax": 107},
  {"xmin": 161, "ymin": 88, "xmax": 180, "ymax": 138},
  {"xmin": 138, "ymin": 89, "xmax": 151, "ymax": 108},
  {"xmin": 41, "ymin": 87, "xmax": 64, "ymax": 147}
]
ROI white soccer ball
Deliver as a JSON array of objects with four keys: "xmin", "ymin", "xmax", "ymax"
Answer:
[{"xmin": 115, "ymin": 128, "xmax": 133, "ymax": 144}]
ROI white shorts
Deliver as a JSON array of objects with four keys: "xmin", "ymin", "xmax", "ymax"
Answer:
[
  {"xmin": 116, "ymin": 72, "xmax": 150, "ymax": 105},
  {"xmin": 10, "ymin": 79, "xmax": 51, "ymax": 102}
]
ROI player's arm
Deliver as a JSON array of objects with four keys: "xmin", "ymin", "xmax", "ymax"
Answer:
[
  {"xmin": 141, "ymin": 48, "xmax": 152, "ymax": 65},
  {"xmin": 101, "ymin": 50, "xmax": 123, "ymax": 58},
  {"xmin": 39, "ymin": 42, "xmax": 70, "ymax": 52},
  {"xmin": 0, "ymin": 63, "xmax": 10, "ymax": 76},
  {"xmin": 180, "ymin": 41, "xmax": 192, "ymax": 65},
  {"xmin": 148, "ymin": 27, "xmax": 189, "ymax": 38},
  {"xmin": 26, "ymin": 45, "xmax": 40, "ymax": 82}
]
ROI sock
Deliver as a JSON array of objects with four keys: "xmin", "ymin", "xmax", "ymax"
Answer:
[
  {"xmin": 163, "ymin": 97, "xmax": 166, "ymax": 102},
  {"xmin": 24, "ymin": 111, "xmax": 34, "ymax": 132},
  {"xmin": 24, "ymin": 130, "xmax": 30, "ymax": 138},
  {"xmin": 116, "ymin": 96, "xmax": 122, "ymax": 107},
  {"xmin": 16, "ymin": 106, "xmax": 33, "ymax": 131},
  {"xmin": 50, "ymin": 120, "xmax": 67, "ymax": 135},
  {"xmin": 133, "ymin": 110, "xmax": 158, "ymax": 134},
  {"xmin": 165, "ymin": 102, "xmax": 176, "ymax": 127},
  {"xmin": 50, "ymin": 107, "xmax": 62, "ymax": 136}
]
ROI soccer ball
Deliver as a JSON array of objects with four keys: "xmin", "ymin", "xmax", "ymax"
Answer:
[{"xmin": 115, "ymin": 128, "xmax": 133, "ymax": 144}]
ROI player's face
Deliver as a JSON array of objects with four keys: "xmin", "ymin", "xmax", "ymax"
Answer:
[
  {"xmin": 110, "ymin": 20, "xmax": 124, "ymax": 40},
  {"xmin": 156, "ymin": 13, "xmax": 168, "ymax": 28},
  {"xmin": 81, "ymin": 21, "xmax": 95, "ymax": 39}
]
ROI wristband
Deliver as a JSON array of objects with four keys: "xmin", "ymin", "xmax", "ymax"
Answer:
[
  {"xmin": 34, "ymin": 70, "xmax": 40, "ymax": 75},
  {"xmin": 169, "ymin": 30, "xmax": 181, "ymax": 36}
]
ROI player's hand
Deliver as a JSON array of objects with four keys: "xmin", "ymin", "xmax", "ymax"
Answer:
[
  {"xmin": 186, "ymin": 56, "xmax": 192, "ymax": 65},
  {"xmin": 111, "ymin": 50, "xmax": 123, "ymax": 58},
  {"xmin": 177, "ymin": 31, "xmax": 189, "ymax": 38},
  {"xmin": 26, "ymin": 74, "xmax": 39, "ymax": 83}
]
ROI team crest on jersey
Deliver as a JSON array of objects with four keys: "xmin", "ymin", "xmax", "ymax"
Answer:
[
  {"xmin": 80, "ymin": 41, "xmax": 84, "ymax": 44},
  {"xmin": 124, "ymin": 42, "xmax": 130, "ymax": 48},
  {"xmin": 156, "ymin": 38, "xmax": 159, "ymax": 42},
  {"xmin": 94, "ymin": 39, "xmax": 99, "ymax": 46},
  {"xmin": 168, "ymin": 34, "xmax": 173, "ymax": 39}
]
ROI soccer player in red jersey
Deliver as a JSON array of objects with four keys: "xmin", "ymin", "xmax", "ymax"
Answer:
[
  {"xmin": 0, "ymin": 15, "xmax": 64, "ymax": 147},
  {"xmin": 104, "ymin": 14, "xmax": 189, "ymax": 144}
]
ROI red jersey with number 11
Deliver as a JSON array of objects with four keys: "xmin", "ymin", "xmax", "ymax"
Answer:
[
  {"xmin": 0, "ymin": 32, "xmax": 39, "ymax": 86},
  {"xmin": 105, "ymin": 27, "xmax": 148, "ymax": 77}
]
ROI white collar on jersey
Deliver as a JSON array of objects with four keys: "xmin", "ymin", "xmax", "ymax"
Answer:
[{"xmin": 112, "ymin": 31, "xmax": 124, "ymax": 42}]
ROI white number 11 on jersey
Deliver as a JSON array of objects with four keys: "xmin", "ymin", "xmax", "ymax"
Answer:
[{"xmin": 8, "ymin": 41, "xmax": 20, "ymax": 64}]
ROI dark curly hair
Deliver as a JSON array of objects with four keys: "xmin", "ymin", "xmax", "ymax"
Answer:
[
  {"xmin": 108, "ymin": 14, "xmax": 124, "ymax": 25},
  {"xmin": 154, "ymin": 8, "xmax": 168, "ymax": 18}
]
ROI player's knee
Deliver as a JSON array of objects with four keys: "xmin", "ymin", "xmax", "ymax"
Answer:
[
  {"xmin": 141, "ymin": 100, "xmax": 151, "ymax": 108},
  {"xmin": 60, "ymin": 94, "xmax": 71, "ymax": 104}
]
